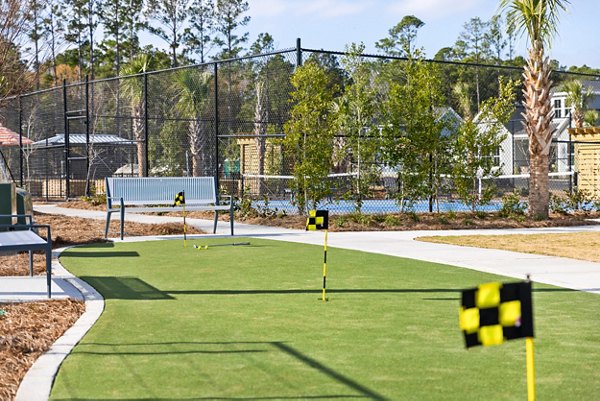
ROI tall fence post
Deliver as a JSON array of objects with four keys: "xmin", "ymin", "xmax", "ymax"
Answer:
[
  {"xmin": 296, "ymin": 38, "xmax": 302, "ymax": 68},
  {"xmin": 18, "ymin": 95, "xmax": 23, "ymax": 188},
  {"xmin": 144, "ymin": 72, "xmax": 149, "ymax": 177},
  {"xmin": 214, "ymin": 62, "xmax": 220, "ymax": 193},
  {"xmin": 85, "ymin": 75, "xmax": 90, "ymax": 196},
  {"xmin": 62, "ymin": 79, "xmax": 70, "ymax": 199}
]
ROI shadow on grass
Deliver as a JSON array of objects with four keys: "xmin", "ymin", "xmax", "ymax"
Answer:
[
  {"xmin": 62, "ymin": 341, "xmax": 386, "ymax": 401},
  {"xmin": 78, "ymin": 275, "xmax": 579, "ymax": 300},
  {"xmin": 273, "ymin": 342, "xmax": 390, "ymax": 401},
  {"xmin": 62, "ymin": 251, "xmax": 140, "ymax": 258},
  {"xmin": 166, "ymin": 287, "xmax": 575, "ymax": 296},
  {"xmin": 52, "ymin": 397, "xmax": 366, "ymax": 400},
  {"xmin": 79, "ymin": 276, "xmax": 174, "ymax": 300}
]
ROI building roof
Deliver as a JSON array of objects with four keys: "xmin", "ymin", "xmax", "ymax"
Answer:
[
  {"xmin": 0, "ymin": 125, "xmax": 33, "ymax": 146},
  {"xmin": 32, "ymin": 133, "xmax": 136, "ymax": 146},
  {"xmin": 551, "ymin": 79, "xmax": 600, "ymax": 95}
]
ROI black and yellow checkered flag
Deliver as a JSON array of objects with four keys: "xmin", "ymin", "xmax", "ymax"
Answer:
[
  {"xmin": 173, "ymin": 191, "xmax": 185, "ymax": 206},
  {"xmin": 173, "ymin": 191, "xmax": 187, "ymax": 247},
  {"xmin": 306, "ymin": 210, "xmax": 328, "ymax": 231},
  {"xmin": 459, "ymin": 281, "xmax": 533, "ymax": 348},
  {"xmin": 460, "ymin": 280, "xmax": 536, "ymax": 400}
]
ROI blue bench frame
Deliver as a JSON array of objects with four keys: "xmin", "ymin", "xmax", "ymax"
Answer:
[
  {"xmin": 0, "ymin": 214, "xmax": 53, "ymax": 298},
  {"xmin": 105, "ymin": 177, "xmax": 234, "ymax": 240}
]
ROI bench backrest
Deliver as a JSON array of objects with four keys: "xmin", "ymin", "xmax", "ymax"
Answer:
[{"xmin": 106, "ymin": 177, "xmax": 217, "ymax": 207}]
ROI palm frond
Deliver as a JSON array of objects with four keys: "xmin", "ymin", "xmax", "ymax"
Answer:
[{"xmin": 498, "ymin": 0, "xmax": 570, "ymax": 47}]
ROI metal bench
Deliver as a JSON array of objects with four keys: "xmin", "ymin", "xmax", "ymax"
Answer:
[
  {"xmin": 105, "ymin": 177, "xmax": 234, "ymax": 240},
  {"xmin": 0, "ymin": 214, "xmax": 53, "ymax": 298}
]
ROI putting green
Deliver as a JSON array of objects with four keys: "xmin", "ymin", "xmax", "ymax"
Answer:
[{"xmin": 51, "ymin": 237, "xmax": 600, "ymax": 400}]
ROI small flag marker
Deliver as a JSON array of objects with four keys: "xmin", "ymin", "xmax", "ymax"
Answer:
[{"xmin": 306, "ymin": 210, "xmax": 329, "ymax": 301}]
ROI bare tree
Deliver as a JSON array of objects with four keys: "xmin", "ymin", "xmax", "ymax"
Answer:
[{"xmin": 0, "ymin": 0, "xmax": 32, "ymax": 97}]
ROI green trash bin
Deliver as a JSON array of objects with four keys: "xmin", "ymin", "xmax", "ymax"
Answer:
[
  {"xmin": 16, "ymin": 187, "xmax": 33, "ymax": 224},
  {"xmin": 0, "ymin": 182, "xmax": 16, "ymax": 226},
  {"xmin": 224, "ymin": 159, "xmax": 240, "ymax": 178}
]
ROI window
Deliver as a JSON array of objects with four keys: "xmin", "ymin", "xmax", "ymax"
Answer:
[
  {"xmin": 554, "ymin": 99, "xmax": 562, "ymax": 118},
  {"xmin": 493, "ymin": 146, "xmax": 501, "ymax": 167}
]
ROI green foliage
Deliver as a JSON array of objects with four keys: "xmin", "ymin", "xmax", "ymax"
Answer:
[
  {"xmin": 383, "ymin": 214, "xmax": 401, "ymax": 226},
  {"xmin": 550, "ymin": 189, "xmax": 593, "ymax": 214},
  {"xmin": 375, "ymin": 15, "xmax": 425, "ymax": 57},
  {"xmin": 79, "ymin": 192, "xmax": 106, "ymax": 206},
  {"xmin": 549, "ymin": 193, "xmax": 569, "ymax": 214},
  {"xmin": 333, "ymin": 43, "xmax": 380, "ymax": 213},
  {"xmin": 152, "ymin": 120, "xmax": 186, "ymax": 176},
  {"xmin": 235, "ymin": 185, "xmax": 254, "ymax": 218},
  {"xmin": 283, "ymin": 60, "xmax": 338, "ymax": 213},
  {"xmin": 176, "ymin": 69, "xmax": 212, "ymax": 176},
  {"xmin": 379, "ymin": 55, "xmax": 451, "ymax": 211},
  {"xmin": 565, "ymin": 189, "xmax": 593, "ymax": 211},
  {"xmin": 499, "ymin": 190, "xmax": 527, "ymax": 218},
  {"xmin": 452, "ymin": 77, "xmax": 517, "ymax": 211}
]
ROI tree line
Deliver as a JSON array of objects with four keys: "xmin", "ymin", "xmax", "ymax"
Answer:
[
  {"xmin": 1, "ymin": 1, "xmax": 599, "ymax": 99},
  {"xmin": 1, "ymin": 0, "xmax": 596, "ymax": 219},
  {"xmin": 0, "ymin": 0, "xmax": 259, "ymax": 95}
]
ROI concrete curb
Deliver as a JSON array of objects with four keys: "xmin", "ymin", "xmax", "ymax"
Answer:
[{"xmin": 14, "ymin": 247, "xmax": 105, "ymax": 401}]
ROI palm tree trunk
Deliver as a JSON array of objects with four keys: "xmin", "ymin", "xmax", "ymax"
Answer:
[
  {"xmin": 254, "ymin": 81, "xmax": 267, "ymax": 194},
  {"xmin": 523, "ymin": 41, "xmax": 553, "ymax": 218},
  {"xmin": 133, "ymin": 102, "xmax": 146, "ymax": 177},
  {"xmin": 189, "ymin": 120, "xmax": 202, "ymax": 177}
]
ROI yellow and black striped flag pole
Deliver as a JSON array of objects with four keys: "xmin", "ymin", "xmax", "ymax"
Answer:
[
  {"xmin": 306, "ymin": 210, "xmax": 329, "ymax": 302},
  {"xmin": 322, "ymin": 229, "xmax": 328, "ymax": 301},
  {"xmin": 526, "ymin": 336, "xmax": 535, "ymax": 401},
  {"xmin": 173, "ymin": 191, "xmax": 186, "ymax": 247}
]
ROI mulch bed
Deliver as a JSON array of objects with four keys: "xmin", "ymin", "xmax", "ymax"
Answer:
[{"xmin": 0, "ymin": 299, "xmax": 85, "ymax": 400}]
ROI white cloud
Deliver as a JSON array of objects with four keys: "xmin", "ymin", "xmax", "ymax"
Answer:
[
  {"xmin": 250, "ymin": 0, "xmax": 289, "ymax": 17},
  {"xmin": 298, "ymin": 0, "xmax": 371, "ymax": 18},
  {"xmin": 387, "ymin": 0, "xmax": 479, "ymax": 20}
]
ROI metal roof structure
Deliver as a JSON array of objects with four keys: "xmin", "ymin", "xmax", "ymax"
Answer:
[{"xmin": 32, "ymin": 133, "xmax": 136, "ymax": 147}]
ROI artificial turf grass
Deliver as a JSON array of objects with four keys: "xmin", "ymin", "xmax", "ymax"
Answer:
[{"xmin": 51, "ymin": 237, "xmax": 600, "ymax": 401}]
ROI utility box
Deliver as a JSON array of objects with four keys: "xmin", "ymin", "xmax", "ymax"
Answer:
[
  {"xmin": 16, "ymin": 187, "xmax": 33, "ymax": 224},
  {"xmin": 0, "ymin": 182, "xmax": 17, "ymax": 225}
]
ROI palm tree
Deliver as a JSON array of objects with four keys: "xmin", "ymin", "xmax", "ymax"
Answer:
[
  {"xmin": 499, "ymin": 0, "xmax": 569, "ymax": 219},
  {"xmin": 562, "ymin": 80, "xmax": 590, "ymax": 128},
  {"xmin": 121, "ymin": 54, "xmax": 150, "ymax": 177},
  {"xmin": 176, "ymin": 69, "xmax": 212, "ymax": 176}
]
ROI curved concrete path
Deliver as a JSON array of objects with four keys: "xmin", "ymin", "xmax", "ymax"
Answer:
[
  {"xmin": 35, "ymin": 203, "xmax": 600, "ymax": 294},
  {"xmin": 8, "ymin": 203, "xmax": 600, "ymax": 400}
]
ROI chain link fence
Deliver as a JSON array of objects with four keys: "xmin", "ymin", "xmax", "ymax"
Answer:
[{"xmin": 1, "ymin": 44, "xmax": 599, "ymax": 213}]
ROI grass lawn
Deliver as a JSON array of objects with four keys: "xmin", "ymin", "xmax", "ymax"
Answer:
[
  {"xmin": 52, "ymin": 237, "xmax": 600, "ymax": 401},
  {"xmin": 418, "ymin": 232, "xmax": 600, "ymax": 263}
]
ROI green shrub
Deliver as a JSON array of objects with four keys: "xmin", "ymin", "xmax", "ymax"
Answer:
[
  {"xmin": 499, "ymin": 190, "xmax": 527, "ymax": 218},
  {"xmin": 549, "ymin": 193, "xmax": 569, "ymax": 215},
  {"xmin": 383, "ymin": 214, "xmax": 401, "ymax": 227}
]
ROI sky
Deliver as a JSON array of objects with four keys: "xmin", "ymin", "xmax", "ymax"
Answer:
[{"xmin": 243, "ymin": 0, "xmax": 600, "ymax": 69}]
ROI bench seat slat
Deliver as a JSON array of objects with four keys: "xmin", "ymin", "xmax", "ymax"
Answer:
[
  {"xmin": 0, "ymin": 217, "xmax": 53, "ymax": 298},
  {"xmin": 0, "ymin": 231, "xmax": 48, "ymax": 247}
]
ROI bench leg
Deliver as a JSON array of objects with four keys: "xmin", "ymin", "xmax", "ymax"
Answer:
[
  {"xmin": 213, "ymin": 211, "xmax": 218, "ymax": 234},
  {"xmin": 120, "ymin": 199, "xmax": 125, "ymax": 240},
  {"xmin": 46, "ymin": 245, "xmax": 52, "ymax": 298},
  {"xmin": 105, "ymin": 211, "xmax": 112, "ymax": 238},
  {"xmin": 28, "ymin": 250, "xmax": 33, "ymax": 277}
]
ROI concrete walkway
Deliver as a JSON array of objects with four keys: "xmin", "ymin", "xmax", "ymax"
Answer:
[
  {"xmin": 31, "ymin": 203, "xmax": 600, "ymax": 295},
  {"xmin": 5, "ymin": 203, "xmax": 600, "ymax": 400}
]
